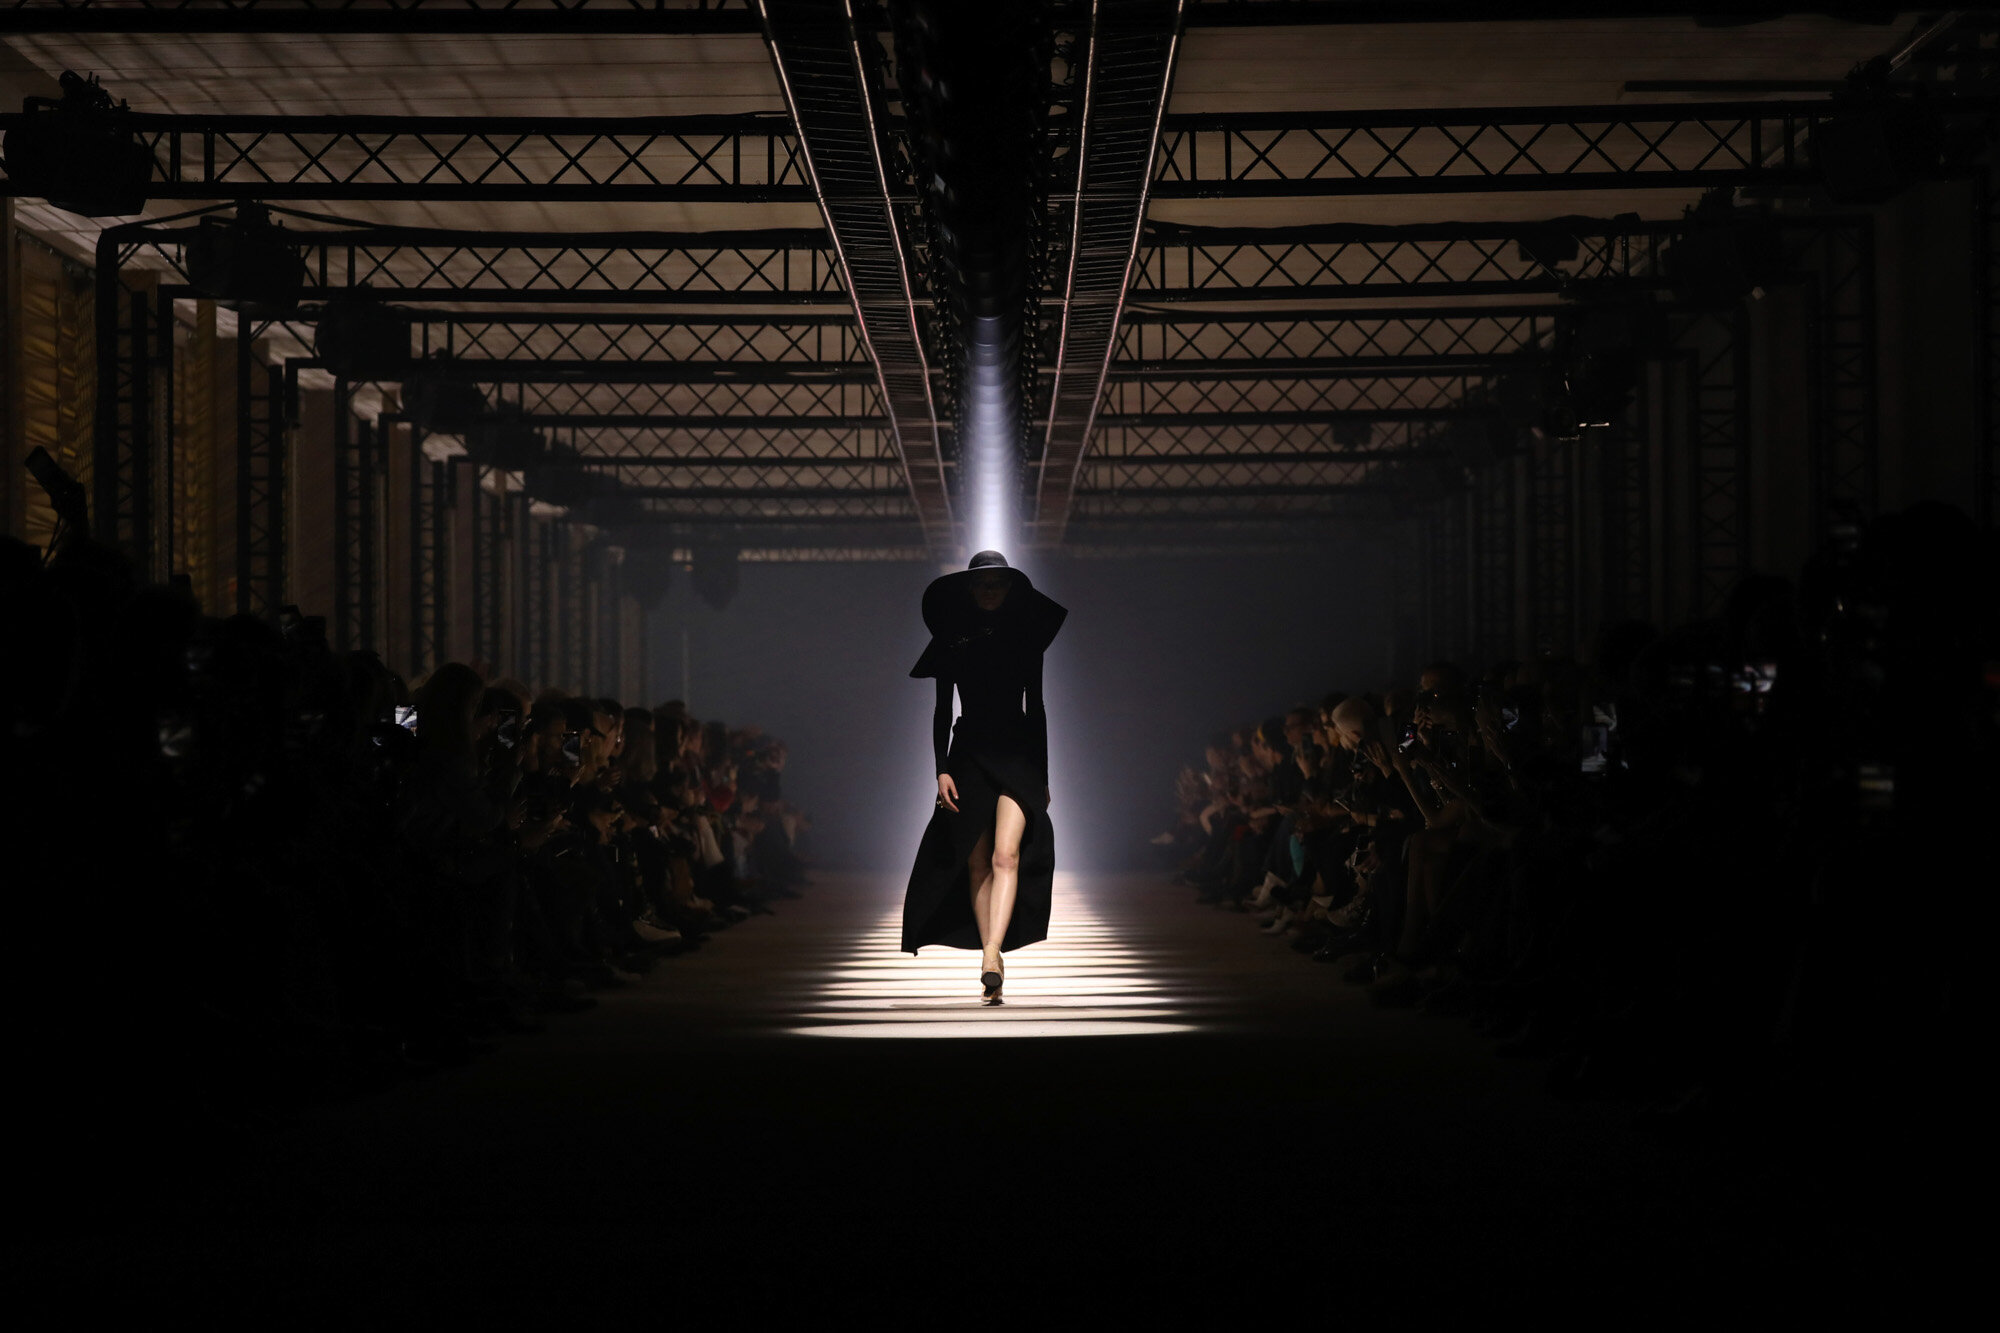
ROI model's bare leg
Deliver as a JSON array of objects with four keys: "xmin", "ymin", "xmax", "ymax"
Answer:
[
  {"xmin": 966, "ymin": 830, "xmax": 994, "ymax": 956},
  {"xmin": 982, "ymin": 793, "xmax": 1028, "ymax": 979}
]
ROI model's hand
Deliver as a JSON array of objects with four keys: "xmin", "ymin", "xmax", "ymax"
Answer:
[{"xmin": 937, "ymin": 773, "xmax": 959, "ymax": 812}]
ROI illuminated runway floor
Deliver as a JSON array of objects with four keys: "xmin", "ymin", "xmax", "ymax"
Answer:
[{"xmin": 39, "ymin": 869, "xmax": 1870, "ymax": 1315}]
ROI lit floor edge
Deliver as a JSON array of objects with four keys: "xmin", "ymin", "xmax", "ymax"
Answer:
[
  {"xmin": 790, "ymin": 1020, "xmax": 1198, "ymax": 1039},
  {"xmin": 786, "ymin": 911, "xmax": 1203, "ymax": 1039}
]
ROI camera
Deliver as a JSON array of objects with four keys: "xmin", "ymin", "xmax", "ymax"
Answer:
[
  {"xmin": 560, "ymin": 729, "xmax": 582, "ymax": 766},
  {"xmin": 495, "ymin": 708, "xmax": 522, "ymax": 749}
]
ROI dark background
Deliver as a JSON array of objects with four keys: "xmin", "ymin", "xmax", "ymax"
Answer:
[{"xmin": 641, "ymin": 540, "xmax": 1398, "ymax": 871}]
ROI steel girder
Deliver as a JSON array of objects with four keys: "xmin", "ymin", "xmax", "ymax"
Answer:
[
  {"xmin": 1469, "ymin": 454, "xmax": 1518, "ymax": 664},
  {"xmin": 2, "ymin": 1, "xmax": 1916, "ymax": 35},
  {"xmin": 1116, "ymin": 305, "xmax": 1563, "ymax": 358},
  {"xmin": 0, "ymin": 1, "xmax": 768, "ymax": 34},
  {"xmin": 412, "ymin": 313, "xmax": 865, "ymax": 365},
  {"xmin": 408, "ymin": 430, "xmax": 450, "ymax": 678},
  {"xmin": 758, "ymin": 0, "xmax": 953, "ymax": 549},
  {"xmin": 471, "ymin": 470, "xmax": 510, "ymax": 671},
  {"xmin": 331, "ymin": 383, "xmax": 383, "ymax": 652},
  {"xmin": 1525, "ymin": 434, "xmax": 1575, "ymax": 658},
  {"xmin": 1032, "ymin": 0, "xmax": 1185, "ymax": 547},
  {"xmin": 1984, "ymin": 166, "xmax": 2000, "ymax": 530},
  {"xmin": 1103, "ymin": 372, "xmax": 1499, "ymax": 416},
  {"xmin": 1789, "ymin": 219, "xmax": 1878, "ymax": 525},
  {"xmin": 518, "ymin": 495, "xmax": 550, "ymax": 684},
  {"xmin": 91, "ymin": 259, "xmax": 159, "ymax": 574},
  {"xmin": 1134, "ymin": 219, "xmax": 1681, "ymax": 302},
  {"xmin": 3, "ymin": 1, "xmax": 1871, "ymax": 34},
  {"xmin": 1598, "ymin": 370, "xmax": 1653, "ymax": 628},
  {"xmin": 109, "ymin": 216, "xmax": 844, "ymax": 307},
  {"xmin": 1676, "ymin": 307, "xmax": 1750, "ymax": 621},
  {"xmin": 1149, "ymin": 99, "xmax": 1887, "ymax": 200},
  {"xmin": 0, "ymin": 112, "xmax": 811, "ymax": 204}
]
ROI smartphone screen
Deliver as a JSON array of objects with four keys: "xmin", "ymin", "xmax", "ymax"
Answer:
[{"xmin": 394, "ymin": 705, "xmax": 418, "ymax": 732}]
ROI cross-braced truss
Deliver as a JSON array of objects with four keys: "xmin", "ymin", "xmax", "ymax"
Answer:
[
  {"xmin": 115, "ymin": 220, "xmax": 844, "ymax": 307},
  {"xmin": 1135, "ymin": 220, "xmax": 1676, "ymax": 301},
  {"xmin": 0, "ymin": 112, "xmax": 812, "ymax": 203},
  {"xmin": 1151, "ymin": 100, "xmax": 1837, "ymax": 198}
]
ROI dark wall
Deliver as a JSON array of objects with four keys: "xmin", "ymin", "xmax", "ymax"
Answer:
[{"xmin": 644, "ymin": 540, "xmax": 1395, "ymax": 873}]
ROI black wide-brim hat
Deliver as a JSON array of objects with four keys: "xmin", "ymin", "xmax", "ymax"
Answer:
[{"xmin": 910, "ymin": 550, "xmax": 1067, "ymax": 679}]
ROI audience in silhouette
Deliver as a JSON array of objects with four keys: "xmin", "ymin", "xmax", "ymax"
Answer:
[
  {"xmin": 1164, "ymin": 501, "xmax": 1994, "ymax": 1128},
  {"xmin": 4, "ymin": 496, "xmax": 809, "ymax": 1132}
]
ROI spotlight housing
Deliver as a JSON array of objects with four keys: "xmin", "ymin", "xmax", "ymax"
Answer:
[
  {"xmin": 691, "ymin": 546, "xmax": 739, "ymax": 611},
  {"xmin": 0, "ymin": 71, "xmax": 152, "ymax": 218},
  {"xmin": 1663, "ymin": 194, "xmax": 1786, "ymax": 310},
  {"xmin": 313, "ymin": 288, "xmax": 412, "ymax": 382},
  {"xmin": 402, "ymin": 371, "xmax": 489, "ymax": 437},
  {"xmin": 470, "ymin": 409, "xmax": 547, "ymax": 472},
  {"xmin": 186, "ymin": 205, "xmax": 306, "ymax": 309}
]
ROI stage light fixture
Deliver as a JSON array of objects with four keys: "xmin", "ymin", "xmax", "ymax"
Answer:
[
  {"xmin": 619, "ymin": 553, "xmax": 673, "ymax": 609},
  {"xmin": 1811, "ymin": 60, "xmax": 1961, "ymax": 205},
  {"xmin": 186, "ymin": 205, "xmax": 307, "ymax": 309},
  {"xmin": 312, "ymin": 288, "xmax": 412, "ymax": 382},
  {"xmin": 691, "ymin": 546, "xmax": 740, "ymax": 612},
  {"xmin": 0, "ymin": 70, "xmax": 152, "ymax": 218},
  {"xmin": 402, "ymin": 371, "xmax": 490, "ymax": 437},
  {"xmin": 1663, "ymin": 199, "xmax": 1786, "ymax": 310},
  {"xmin": 472, "ymin": 409, "xmax": 548, "ymax": 472},
  {"xmin": 523, "ymin": 443, "xmax": 615, "ymax": 509},
  {"xmin": 1546, "ymin": 297, "xmax": 1667, "ymax": 438}
]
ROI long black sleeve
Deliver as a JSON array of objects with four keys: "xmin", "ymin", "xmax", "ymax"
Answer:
[
  {"xmin": 1027, "ymin": 653, "xmax": 1048, "ymax": 777},
  {"xmin": 933, "ymin": 676, "xmax": 953, "ymax": 775}
]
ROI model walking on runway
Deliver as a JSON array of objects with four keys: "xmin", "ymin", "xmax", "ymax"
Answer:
[{"xmin": 902, "ymin": 550, "xmax": 1067, "ymax": 1004}]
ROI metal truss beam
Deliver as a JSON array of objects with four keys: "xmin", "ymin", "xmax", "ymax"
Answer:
[
  {"xmin": 1525, "ymin": 435, "xmax": 1575, "ymax": 658},
  {"xmin": 1101, "ymin": 373, "xmax": 1495, "ymax": 418},
  {"xmin": 1598, "ymin": 374, "xmax": 1652, "ymax": 626},
  {"xmin": 411, "ymin": 362, "xmax": 874, "ymax": 385},
  {"xmin": 0, "ymin": 113, "xmax": 811, "ymax": 204},
  {"xmin": 0, "ymin": 1, "xmax": 767, "ymax": 34},
  {"xmin": 500, "ymin": 375, "xmax": 879, "ymax": 421},
  {"xmin": 114, "ymin": 218, "xmax": 844, "ymax": 307},
  {"xmin": 331, "ymin": 385, "xmax": 382, "ymax": 652},
  {"xmin": 0, "ymin": 1, "xmax": 1887, "ymax": 35},
  {"xmin": 517, "ymin": 412, "xmax": 883, "ymax": 430},
  {"xmin": 1033, "ymin": 0, "xmax": 1186, "ymax": 548},
  {"xmin": 1983, "ymin": 166, "xmax": 2000, "ymax": 530},
  {"xmin": 1150, "ymin": 100, "xmax": 1879, "ymax": 200},
  {"xmin": 471, "ymin": 470, "xmax": 510, "ymax": 672},
  {"xmin": 550, "ymin": 454, "xmax": 904, "ymax": 467},
  {"xmin": 412, "ymin": 313, "xmax": 864, "ymax": 364},
  {"xmin": 1469, "ymin": 455, "xmax": 1517, "ymax": 664},
  {"xmin": 1093, "ymin": 416, "xmax": 1442, "ymax": 453},
  {"xmin": 1098, "ymin": 407, "xmax": 1465, "ymax": 427},
  {"xmin": 1134, "ymin": 219, "xmax": 1679, "ymax": 302},
  {"xmin": 1677, "ymin": 308, "xmax": 1749, "ymax": 620},
  {"xmin": 760, "ymin": 0, "xmax": 953, "ymax": 548},
  {"xmin": 408, "ymin": 431, "xmax": 450, "ymax": 678},
  {"xmin": 1791, "ymin": 219, "xmax": 1878, "ymax": 524},
  {"xmin": 92, "ymin": 252, "xmax": 158, "ymax": 574},
  {"xmin": 235, "ymin": 329, "xmax": 286, "ymax": 615}
]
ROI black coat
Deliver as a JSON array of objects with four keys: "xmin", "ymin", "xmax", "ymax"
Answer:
[{"xmin": 901, "ymin": 592, "xmax": 1065, "ymax": 954}]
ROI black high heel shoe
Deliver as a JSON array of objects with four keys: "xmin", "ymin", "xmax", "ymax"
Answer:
[{"xmin": 980, "ymin": 958, "xmax": 1004, "ymax": 1005}]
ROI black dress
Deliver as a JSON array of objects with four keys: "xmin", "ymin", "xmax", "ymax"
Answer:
[{"xmin": 901, "ymin": 601, "xmax": 1065, "ymax": 954}]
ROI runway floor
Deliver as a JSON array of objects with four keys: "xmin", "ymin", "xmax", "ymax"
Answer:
[{"xmin": 34, "ymin": 870, "xmax": 1888, "ymax": 1316}]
